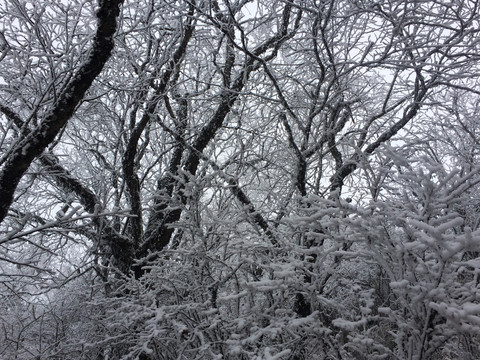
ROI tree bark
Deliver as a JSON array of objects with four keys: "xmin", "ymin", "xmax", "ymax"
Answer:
[{"xmin": 0, "ymin": 0, "xmax": 124, "ymax": 224}]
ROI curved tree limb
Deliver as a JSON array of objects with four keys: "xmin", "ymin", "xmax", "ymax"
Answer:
[
  {"xmin": 142, "ymin": 1, "xmax": 302, "ymax": 255},
  {"xmin": 121, "ymin": 0, "xmax": 195, "ymax": 248},
  {"xmin": 0, "ymin": 0, "xmax": 125, "ymax": 224}
]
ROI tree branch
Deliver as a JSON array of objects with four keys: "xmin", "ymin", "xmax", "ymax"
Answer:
[
  {"xmin": 121, "ymin": 0, "xmax": 195, "ymax": 247},
  {"xmin": 0, "ymin": 0, "xmax": 124, "ymax": 224}
]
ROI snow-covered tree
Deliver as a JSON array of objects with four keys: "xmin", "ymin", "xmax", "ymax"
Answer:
[{"xmin": 0, "ymin": 0, "xmax": 479, "ymax": 358}]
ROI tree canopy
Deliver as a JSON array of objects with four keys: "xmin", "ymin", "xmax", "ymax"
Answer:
[{"xmin": 1, "ymin": 0, "xmax": 480, "ymax": 359}]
